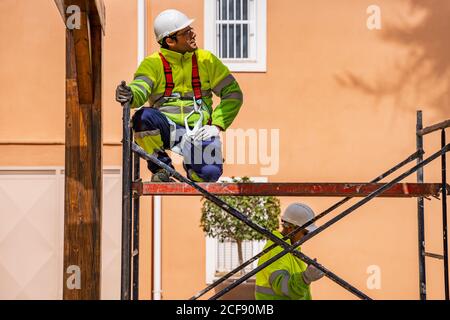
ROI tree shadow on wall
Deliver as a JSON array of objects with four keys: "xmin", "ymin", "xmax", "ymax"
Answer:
[{"xmin": 335, "ymin": 0, "xmax": 450, "ymax": 116}]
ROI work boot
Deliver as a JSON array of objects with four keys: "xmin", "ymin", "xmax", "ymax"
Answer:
[{"xmin": 151, "ymin": 169, "xmax": 175, "ymax": 182}]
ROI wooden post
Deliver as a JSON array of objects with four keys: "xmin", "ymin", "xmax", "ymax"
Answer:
[{"xmin": 56, "ymin": 0, "xmax": 105, "ymax": 300}]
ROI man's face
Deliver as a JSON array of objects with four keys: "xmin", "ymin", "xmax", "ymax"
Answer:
[
  {"xmin": 290, "ymin": 226, "xmax": 308, "ymax": 244},
  {"xmin": 167, "ymin": 26, "xmax": 198, "ymax": 53}
]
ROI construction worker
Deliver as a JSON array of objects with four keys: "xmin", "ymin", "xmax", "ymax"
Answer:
[
  {"xmin": 255, "ymin": 203, "xmax": 325, "ymax": 300},
  {"xmin": 116, "ymin": 9, "xmax": 243, "ymax": 182}
]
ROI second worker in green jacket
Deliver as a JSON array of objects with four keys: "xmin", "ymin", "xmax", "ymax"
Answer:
[
  {"xmin": 255, "ymin": 203, "xmax": 325, "ymax": 300},
  {"xmin": 116, "ymin": 9, "xmax": 243, "ymax": 182}
]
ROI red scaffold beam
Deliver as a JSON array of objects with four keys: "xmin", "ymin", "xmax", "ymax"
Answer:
[{"xmin": 132, "ymin": 182, "xmax": 448, "ymax": 198}]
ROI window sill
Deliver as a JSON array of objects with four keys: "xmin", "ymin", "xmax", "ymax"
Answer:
[
  {"xmin": 207, "ymin": 275, "xmax": 257, "ymax": 285},
  {"xmin": 223, "ymin": 61, "xmax": 267, "ymax": 73}
]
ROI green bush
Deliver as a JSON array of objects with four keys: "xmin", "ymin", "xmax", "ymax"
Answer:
[{"xmin": 200, "ymin": 177, "xmax": 281, "ymax": 273}]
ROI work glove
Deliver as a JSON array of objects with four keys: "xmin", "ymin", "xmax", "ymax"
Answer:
[
  {"xmin": 302, "ymin": 260, "xmax": 325, "ymax": 285},
  {"xmin": 193, "ymin": 125, "xmax": 221, "ymax": 142},
  {"xmin": 116, "ymin": 81, "xmax": 133, "ymax": 105}
]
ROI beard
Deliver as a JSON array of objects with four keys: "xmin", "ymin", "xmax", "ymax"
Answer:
[{"xmin": 187, "ymin": 40, "xmax": 198, "ymax": 51}]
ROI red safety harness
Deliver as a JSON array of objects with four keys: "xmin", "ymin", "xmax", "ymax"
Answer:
[{"xmin": 159, "ymin": 52, "xmax": 202, "ymax": 102}]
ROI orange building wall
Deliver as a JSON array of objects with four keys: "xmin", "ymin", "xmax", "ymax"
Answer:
[
  {"xmin": 150, "ymin": 0, "xmax": 450, "ymax": 300},
  {"xmin": 1, "ymin": 0, "xmax": 449, "ymax": 300}
]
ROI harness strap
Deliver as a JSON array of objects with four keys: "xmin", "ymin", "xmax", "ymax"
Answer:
[
  {"xmin": 159, "ymin": 52, "xmax": 202, "ymax": 101},
  {"xmin": 191, "ymin": 53, "xmax": 202, "ymax": 102},
  {"xmin": 159, "ymin": 53, "xmax": 175, "ymax": 98}
]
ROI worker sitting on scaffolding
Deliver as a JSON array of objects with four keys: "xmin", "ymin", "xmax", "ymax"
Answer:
[
  {"xmin": 255, "ymin": 203, "xmax": 325, "ymax": 300},
  {"xmin": 116, "ymin": 9, "xmax": 243, "ymax": 182}
]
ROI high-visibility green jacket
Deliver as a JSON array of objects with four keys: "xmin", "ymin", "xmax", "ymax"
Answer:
[
  {"xmin": 128, "ymin": 48, "xmax": 243, "ymax": 130},
  {"xmin": 255, "ymin": 231, "xmax": 312, "ymax": 300}
]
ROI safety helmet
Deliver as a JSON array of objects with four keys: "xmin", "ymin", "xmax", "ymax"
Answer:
[
  {"xmin": 154, "ymin": 9, "xmax": 195, "ymax": 42},
  {"xmin": 281, "ymin": 203, "xmax": 318, "ymax": 232}
]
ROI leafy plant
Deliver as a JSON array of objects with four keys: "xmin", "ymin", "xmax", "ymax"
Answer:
[{"xmin": 200, "ymin": 177, "xmax": 280, "ymax": 274}]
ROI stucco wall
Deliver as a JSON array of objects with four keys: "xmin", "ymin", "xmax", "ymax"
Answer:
[{"xmin": 0, "ymin": 0, "xmax": 449, "ymax": 300}]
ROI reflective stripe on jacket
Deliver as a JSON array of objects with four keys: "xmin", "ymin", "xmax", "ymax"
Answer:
[
  {"xmin": 255, "ymin": 231, "xmax": 312, "ymax": 300},
  {"xmin": 128, "ymin": 48, "xmax": 243, "ymax": 130}
]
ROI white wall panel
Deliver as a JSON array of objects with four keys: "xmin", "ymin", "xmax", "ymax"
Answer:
[{"xmin": 0, "ymin": 168, "xmax": 122, "ymax": 300}]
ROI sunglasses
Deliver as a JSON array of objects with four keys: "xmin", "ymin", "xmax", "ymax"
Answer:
[{"xmin": 173, "ymin": 27, "xmax": 195, "ymax": 38}]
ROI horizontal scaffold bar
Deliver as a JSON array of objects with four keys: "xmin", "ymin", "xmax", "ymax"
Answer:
[
  {"xmin": 417, "ymin": 119, "xmax": 450, "ymax": 136},
  {"xmin": 132, "ymin": 182, "xmax": 448, "ymax": 197}
]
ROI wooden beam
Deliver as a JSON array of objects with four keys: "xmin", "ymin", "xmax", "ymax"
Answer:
[
  {"xmin": 55, "ymin": 0, "xmax": 106, "ymax": 33},
  {"xmin": 55, "ymin": 1, "xmax": 102, "ymax": 104},
  {"xmin": 62, "ymin": 0, "xmax": 104, "ymax": 300},
  {"xmin": 54, "ymin": 0, "xmax": 65, "ymax": 21},
  {"xmin": 73, "ymin": 11, "xmax": 93, "ymax": 104},
  {"xmin": 90, "ymin": 0, "xmax": 106, "ymax": 34}
]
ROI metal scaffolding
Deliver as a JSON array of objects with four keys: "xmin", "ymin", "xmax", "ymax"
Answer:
[{"xmin": 121, "ymin": 105, "xmax": 449, "ymax": 300}]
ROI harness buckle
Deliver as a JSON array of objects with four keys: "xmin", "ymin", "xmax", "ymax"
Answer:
[
  {"xmin": 184, "ymin": 97, "xmax": 204, "ymax": 137},
  {"xmin": 164, "ymin": 92, "xmax": 181, "ymax": 102}
]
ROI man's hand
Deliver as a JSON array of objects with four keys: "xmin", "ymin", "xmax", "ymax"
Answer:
[
  {"xmin": 116, "ymin": 81, "xmax": 133, "ymax": 105},
  {"xmin": 193, "ymin": 125, "xmax": 221, "ymax": 141},
  {"xmin": 302, "ymin": 260, "xmax": 325, "ymax": 285}
]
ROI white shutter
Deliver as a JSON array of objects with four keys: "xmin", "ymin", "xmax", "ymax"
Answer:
[
  {"xmin": 216, "ymin": 239, "xmax": 266, "ymax": 275},
  {"xmin": 0, "ymin": 167, "xmax": 122, "ymax": 300}
]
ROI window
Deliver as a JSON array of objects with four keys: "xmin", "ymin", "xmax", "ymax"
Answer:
[
  {"xmin": 205, "ymin": 176, "xmax": 268, "ymax": 283},
  {"xmin": 206, "ymin": 237, "xmax": 265, "ymax": 283},
  {"xmin": 204, "ymin": 0, "xmax": 267, "ymax": 72}
]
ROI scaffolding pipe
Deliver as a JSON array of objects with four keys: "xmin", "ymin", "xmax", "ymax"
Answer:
[
  {"xmin": 132, "ymin": 151, "xmax": 140, "ymax": 300},
  {"xmin": 121, "ymin": 100, "xmax": 132, "ymax": 300},
  {"xmin": 417, "ymin": 110, "xmax": 427, "ymax": 300},
  {"xmin": 417, "ymin": 119, "xmax": 450, "ymax": 136},
  {"xmin": 442, "ymin": 129, "xmax": 449, "ymax": 300},
  {"xmin": 190, "ymin": 150, "xmax": 422, "ymax": 300},
  {"xmin": 135, "ymin": 182, "xmax": 441, "ymax": 198}
]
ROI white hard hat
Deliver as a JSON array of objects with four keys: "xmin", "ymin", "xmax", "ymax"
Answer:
[
  {"xmin": 281, "ymin": 203, "xmax": 318, "ymax": 232},
  {"xmin": 154, "ymin": 9, "xmax": 195, "ymax": 42}
]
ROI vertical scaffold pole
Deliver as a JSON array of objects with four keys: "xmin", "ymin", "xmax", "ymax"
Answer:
[
  {"xmin": 441, "ymin": 129, "xmax": 449, "ymax": 300},
  {"xmin": 417, "ymin": 110, "xmax": 427, "ymax": 300},
  {"xmin": 121, "ymin": 100, "xmax": 132, "ymax": 300},
  {"xmin": 133, "ymin": 149, "xmax": 141, "ymax": 300}
]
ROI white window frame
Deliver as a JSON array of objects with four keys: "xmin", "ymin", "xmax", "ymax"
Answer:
[
  {"xmin": 204, "ymin": 0, "xmax": 267, "ymax": 72},
  {"xmin": 205, "ymin": 176, "xmax": 268, "ymax": 284}
]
